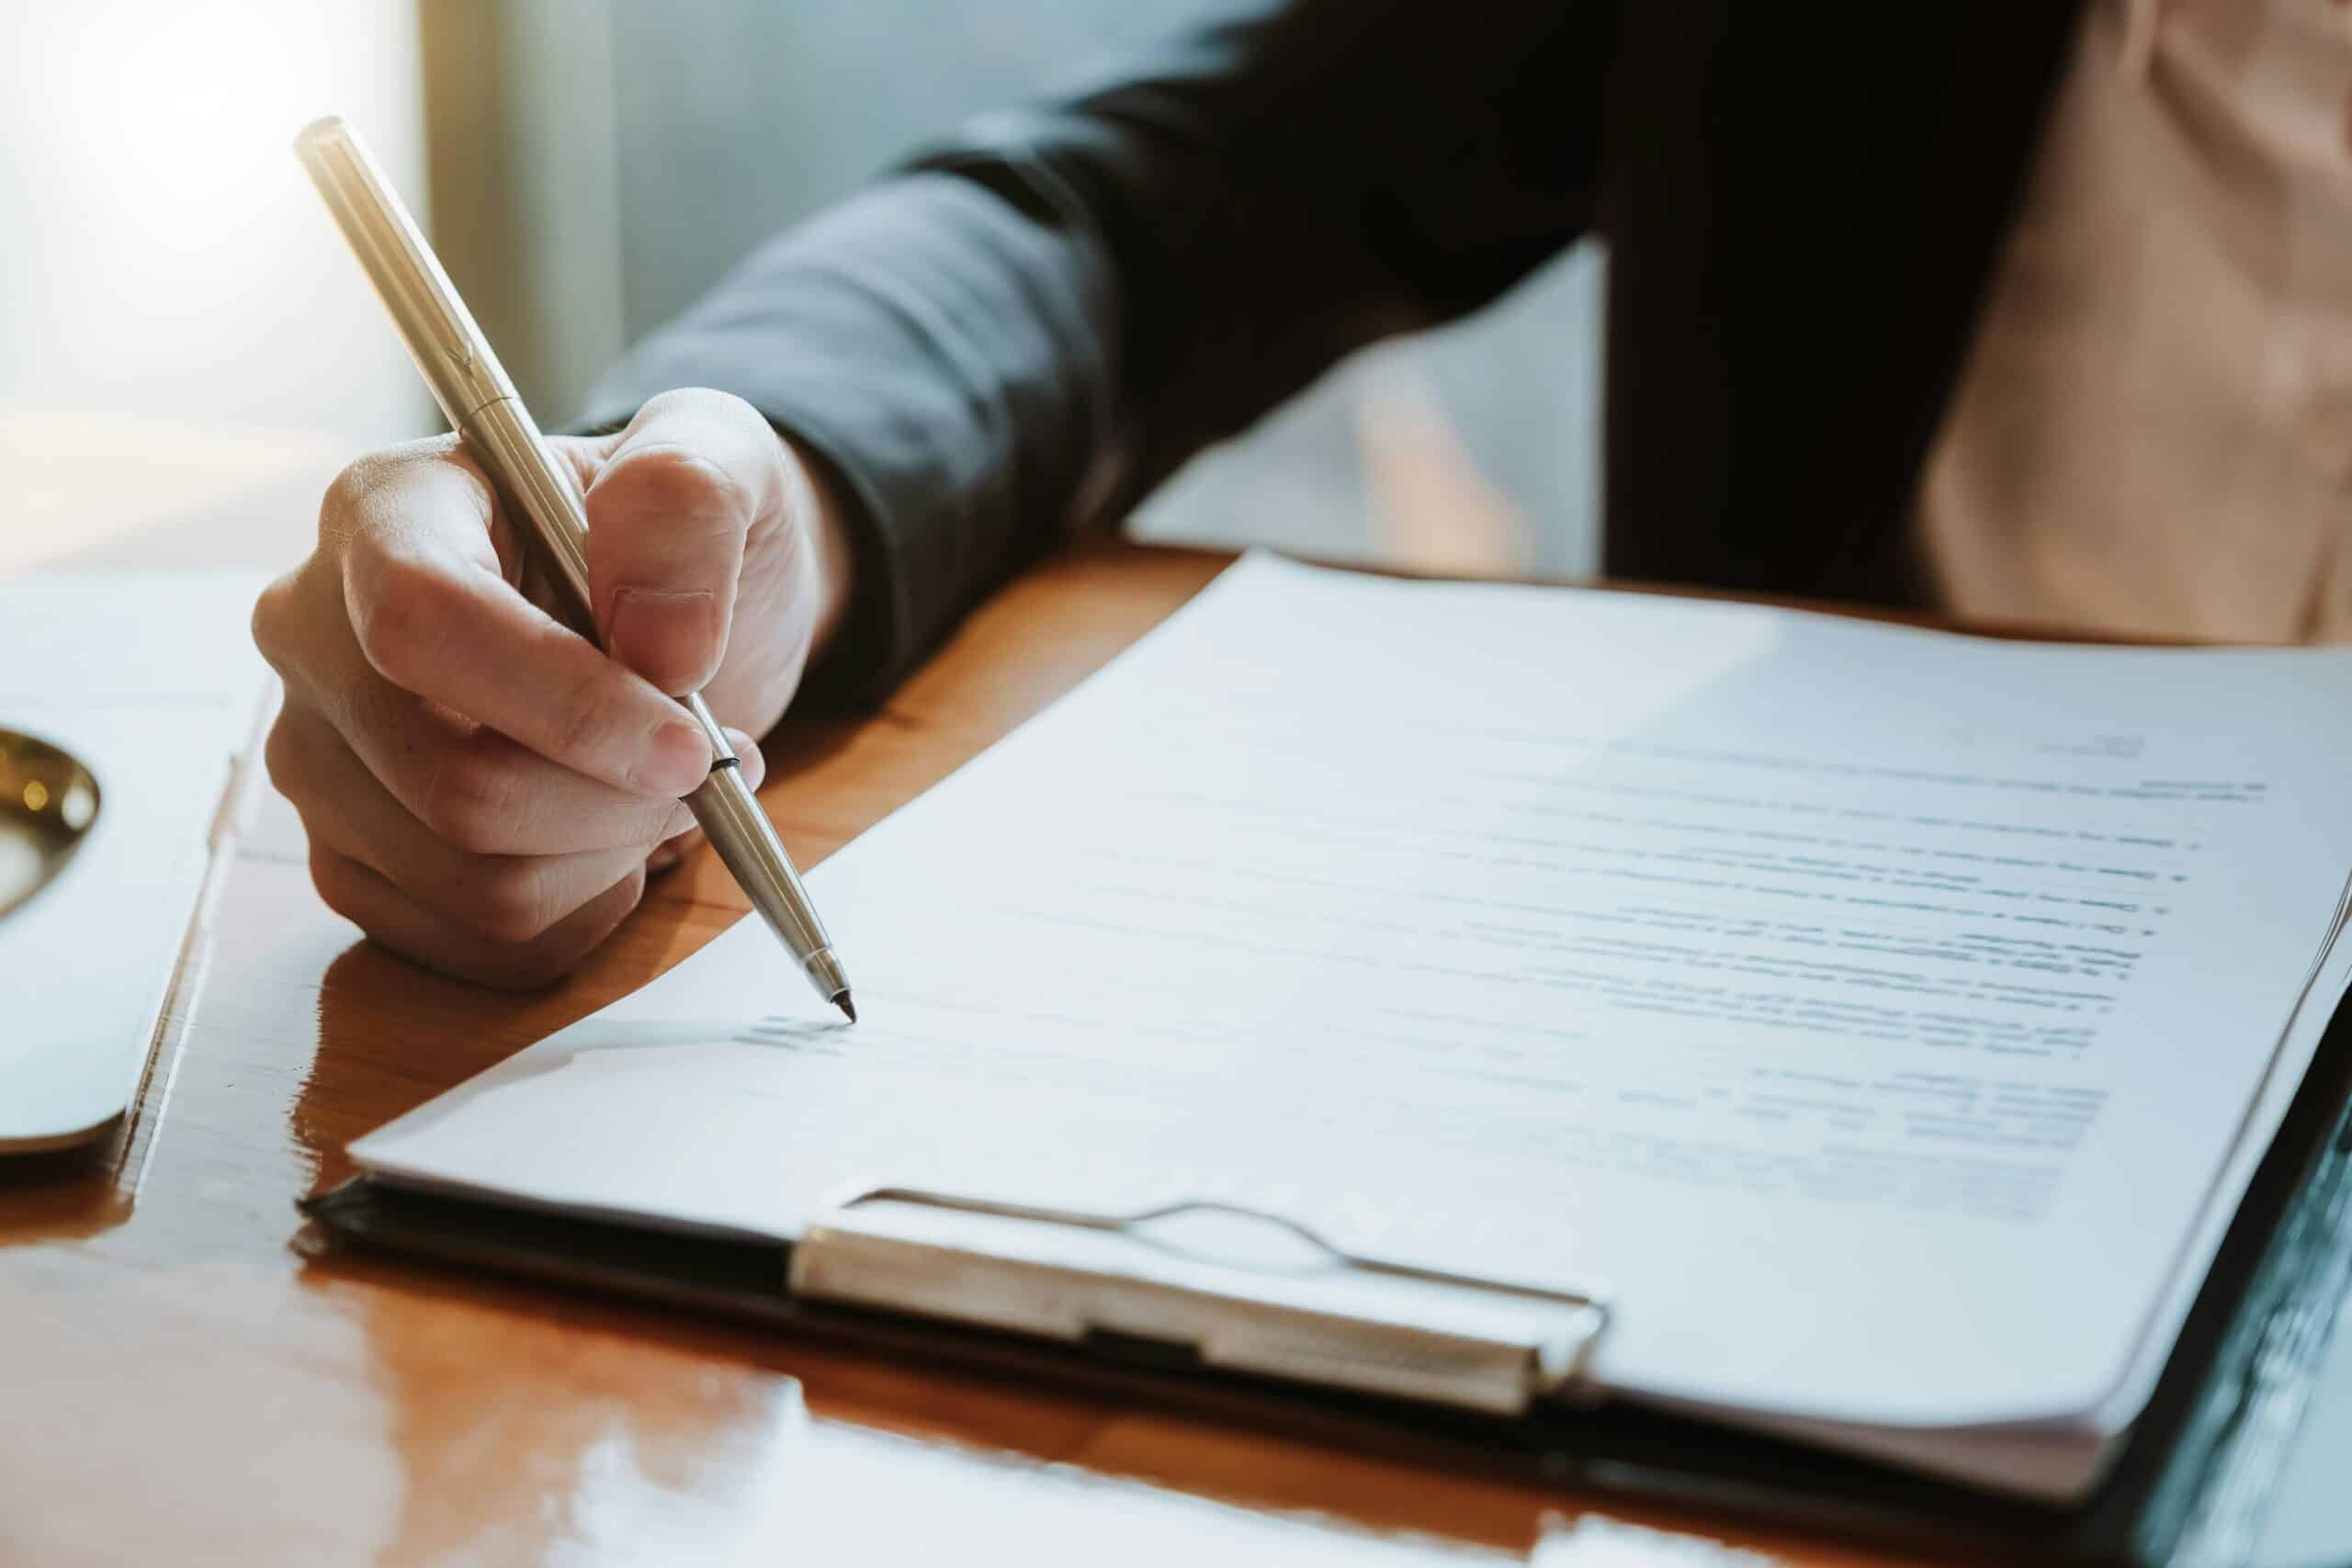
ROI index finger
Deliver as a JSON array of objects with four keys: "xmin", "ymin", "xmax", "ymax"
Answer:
[{"xmin": 337, "ymin": 455, "xmax": 713, "ymax": 798}]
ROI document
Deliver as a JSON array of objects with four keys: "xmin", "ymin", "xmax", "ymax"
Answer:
[{"xmin": 352, "ymin": 555, "xmax": 2352, "ymax": 1495}]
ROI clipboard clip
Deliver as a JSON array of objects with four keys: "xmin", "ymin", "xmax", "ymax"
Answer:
[{"xmin": 788, "ymin": 1184, "xmax": 1613, "ymax": 1417}]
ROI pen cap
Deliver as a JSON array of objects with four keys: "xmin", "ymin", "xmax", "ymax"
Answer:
[{"xmin": 294, "ymin": 117, "xmax": 519, "ymax": 437}]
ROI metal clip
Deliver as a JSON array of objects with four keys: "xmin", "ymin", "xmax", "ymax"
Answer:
[{"xmin": 789, "ymin": 1184, "xmax": 1612, "ymax": 1416}]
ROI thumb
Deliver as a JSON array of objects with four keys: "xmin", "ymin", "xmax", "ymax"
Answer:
[
  {"xmin": 582, "ymin": 389, "xmax": 784, "ymax": 694},
  {"xmin": 646, "ymin": 727, "xmax": 767, "ymax": 875}
]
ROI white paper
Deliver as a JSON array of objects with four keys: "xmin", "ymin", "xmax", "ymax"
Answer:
[
  {"xmin": 354, "ymin": 554, "xmax": 2352, "ymax": 1492},
  {"xmin": 0, "ymin": 572, "xmax": 272, "ymax": 1147}
]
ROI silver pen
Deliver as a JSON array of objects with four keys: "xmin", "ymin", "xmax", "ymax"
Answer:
[{"xmin": 295, "ymin": 116, "xmax": 855, "ymax": 1021}]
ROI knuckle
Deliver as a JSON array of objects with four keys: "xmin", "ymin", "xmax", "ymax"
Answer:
[
  {"xmin": 346, "ymin": 548, "xmax": 461, "ymax": 689},
  {"xmin": 307, "ymin": 845, "xmax": 368, "ymax": 927},
  {"xmin": 249, "ymin": 573, "xmax": 300, "ymax": 671},
  {"xmin": 645, "ymin": 386, "xmax": 756, "ymax": 435},
  {"xmin": 465, "ymin": 858, "xmax": 565, "ymax": 945},
  {"xmin": 414, "ymin": 744, "xmax": 525, "ymax": 853},
  {"xmin": 495, "ymin": 866, "xmax": 645, "ymax": 990},
  {"xmin": 322, "ymin": 438, "xmax": 461, "ymax": 517},
  {"xmin": 318, "ymin": 455, "xmax": 381, "ymax": 533},
  {"xmin": 640, "ymin": 386, "xmax": 718, "ymax": 418},
  {"xmin": 261, "ymin": 714, "xmax": 310, "ymax": 802},
  {"xmin": 551, "ymin": 667, "xmax": 628, "ymax": 765},
  {"xmin": 598, "ymin": 444, "xmax": 752, "ymax": 535},
  {"xmin": 628, "ymin": 801, "xmax": 693, "ymax": 851},
  {"xmin": 320, "ymin": 443, "xmax": 446, "ymax": 547}
]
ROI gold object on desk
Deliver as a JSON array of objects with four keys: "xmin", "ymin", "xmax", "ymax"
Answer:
[{"xmin": 0, "ymin": 728, "xmax": 98, "ymax": 919}]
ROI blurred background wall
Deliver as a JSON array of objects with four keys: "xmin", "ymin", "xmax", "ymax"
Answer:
[
  {"xmin": 0, "ymin": 0, "xmax": 429, "ymax": 438},
  {"xmin": 0, "ymin": 0, "xmax": 1602, "ymax": 577},
  {"xmin": 0, "ymin": 0, "xmax": 431, "ymax": 570}
]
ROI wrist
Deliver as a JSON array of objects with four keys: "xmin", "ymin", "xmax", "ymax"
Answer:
[{"xmin": 778, "ymin": 432, "xmax": 858, "ymax": 664}]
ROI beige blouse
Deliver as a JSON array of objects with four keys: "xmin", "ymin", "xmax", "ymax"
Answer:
[{"xmin": 1918, "ymin": 0, "xmax": 2352, "ymax": 641}]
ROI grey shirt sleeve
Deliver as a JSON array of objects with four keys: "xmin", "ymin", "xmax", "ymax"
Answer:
[{"xmin": 580, "ymin": 0, "xmax": 1605, "ymax": 706}]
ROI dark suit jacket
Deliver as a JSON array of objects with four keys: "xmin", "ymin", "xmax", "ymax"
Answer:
[{"xmin": 582, "ymin": 1, "xmax": 2086, "ymax": 705}]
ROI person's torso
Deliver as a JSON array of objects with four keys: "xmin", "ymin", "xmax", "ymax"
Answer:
[
  {"xmin": 1597, "ymin": 4, "xmax": 2082, "ymax": 604},
  {"xmin": 1919, "ymin": 0, "xmax": 2352, "ymax": 642}
]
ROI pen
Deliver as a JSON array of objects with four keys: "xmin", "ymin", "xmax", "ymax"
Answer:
[{"xmin": 294, "ymin": 116, "xmax": 856, "ymax": 1022}]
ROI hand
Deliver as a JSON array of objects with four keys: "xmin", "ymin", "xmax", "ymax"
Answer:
[{"xmin": 253, "ymin": 388, "xmax": 855, "ymax": 988}]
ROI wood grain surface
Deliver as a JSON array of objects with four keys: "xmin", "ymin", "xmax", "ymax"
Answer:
[{"xmin": 2, "ymin": 441, "xmax": 1942, "ymax": 1566}]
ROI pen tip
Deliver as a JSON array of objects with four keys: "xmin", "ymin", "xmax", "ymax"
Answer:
[{"xmin": 834, "ymin": 993, "xmax": 857, "ymax": 1024}]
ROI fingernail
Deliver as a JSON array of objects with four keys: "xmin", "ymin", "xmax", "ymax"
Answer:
[
  {"xmin": 722, "ymin": 728, "xmax": 767, "ymax": 790},
  {"xmin": 633, "ymin": 719, "xmax": 710, "ymax": 796},
  {"xmin": 609, "ymin": 587, "xmax": 717, "ymax": 691}
]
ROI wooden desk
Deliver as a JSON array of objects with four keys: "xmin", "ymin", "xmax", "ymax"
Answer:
[{"xmin": 0, "ymin": 440, "xmax": 1940, "ymax": 1566}]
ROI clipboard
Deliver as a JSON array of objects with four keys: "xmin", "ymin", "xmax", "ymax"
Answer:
[
  {"xmin": 299, "ymin": 977, "xmax": 2352, "ymax": 1566},
  {"xmin": 789, "ymin": 1188, "xmax": 1612, "ymax": 1416}
]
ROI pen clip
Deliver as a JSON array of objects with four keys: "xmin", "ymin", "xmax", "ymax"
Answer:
[{"xmin": 792, "ymin": 1183, "xmax": 1614, "ymax": 1415}]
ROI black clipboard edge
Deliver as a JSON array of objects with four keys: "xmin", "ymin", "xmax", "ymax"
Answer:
[{"xmin": 296, "ymin": 991, "xmax": 2352, "ymax": 1567}]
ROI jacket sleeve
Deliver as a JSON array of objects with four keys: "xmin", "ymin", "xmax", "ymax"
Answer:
[{"xmin": 579, "ymin": 0, "xmax": 1609, "ymax": 706}]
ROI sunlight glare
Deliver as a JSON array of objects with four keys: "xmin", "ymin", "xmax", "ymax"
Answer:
[{"xmin": 51, "ymin": 2, "xmax": 334, "ymax": 225}]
